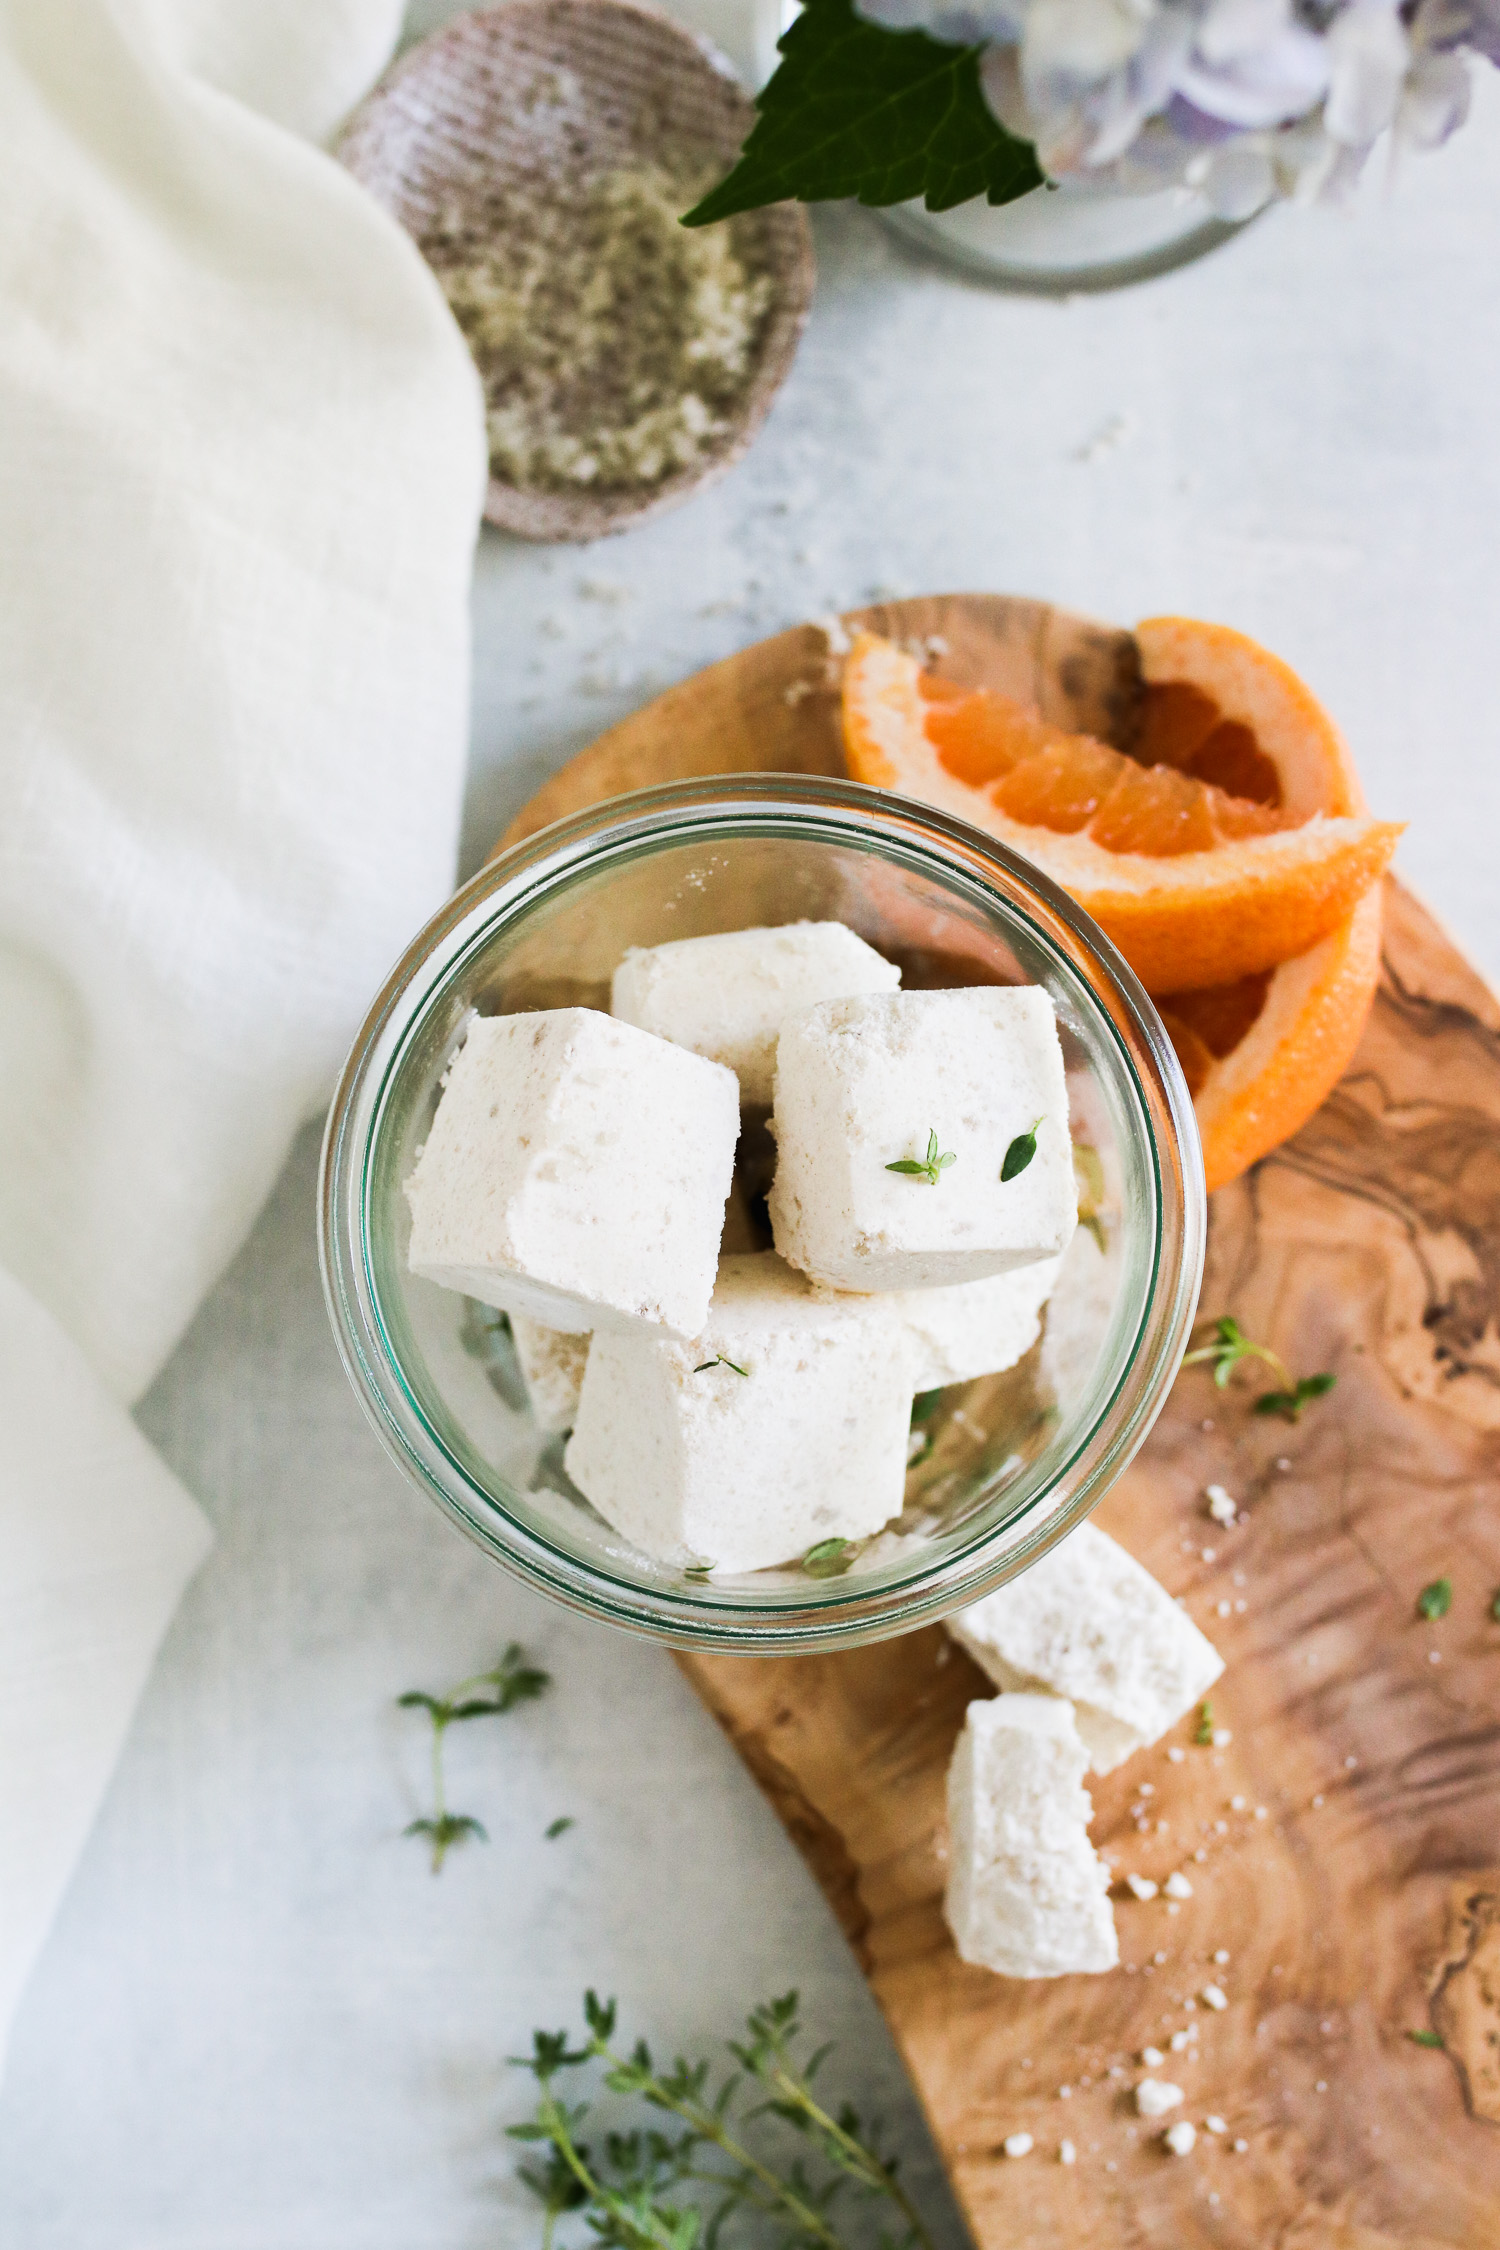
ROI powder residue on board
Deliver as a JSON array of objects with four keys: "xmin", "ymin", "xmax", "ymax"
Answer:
[{"xmin": 423, "ymin": 160, "xmax": 774, "ymax": 495}]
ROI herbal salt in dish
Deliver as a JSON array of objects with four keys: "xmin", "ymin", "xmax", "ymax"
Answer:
[{"xmin": 336, "ymin": 2, "xmax": 813, "ymax": 539}]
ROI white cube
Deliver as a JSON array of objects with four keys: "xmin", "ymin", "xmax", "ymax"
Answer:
[
  {"xmin": 944, "ymin": 1694, "xmax": 1118, "ymax": 1977},
  {"xmin": 405, "ymin": 1009, "xmax": 738, "ymax": 1339},
  {"xmin": 510, "ymin": 1315, "xmax": 588, "ymax": 1432},
  {"xmin": 947, "ymin": 1522, "xmax": 1224, "ymax": 1774},
  {"xmin": 768, "ymin": 988, "xmax": 1075, "ymax": 1292},
  {"xmin": 888, "ymin": 1257, "xmax": 1063, "ymax": 1393},
  {"xmin": 611, "ymin": 921, "xmax": 900, "ymax": 1105},
  {"xmin": 564, "ymin": 1253, "xmax": 914, "ymax": 1572}
]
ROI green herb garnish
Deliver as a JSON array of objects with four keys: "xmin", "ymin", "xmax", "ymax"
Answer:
[
  {"xmin": 1194, "ymin": 1701, "xmax": 1216, "ymax": 1747},
  {"xmin": 886, "ymin": 1128, "xmax": 956, "ymax": 1187},
  {"xmin": 398, "ymin": 1644, "xmax": 550, "ymax": 1872},
  {"xmin": 1406, "ymin": 2029, "xmax": 1445, "ymax": 2049},
  {"xmin": 682, "ymin": 1559, "xmax": 716, "ymax": 1583},
  {"xmin": 1001, "ymin": 1118, "xmax": 1042, "ymax": 1182},
  {"xmin": 510, "ymin": 1989, "xmax": 937, "ymax": 2250},
  {"xmin": 1254, "ymin": 1372, "xmax": 1337, "ymax": 1422},
  {"xmin": 803, "ymin": 1537, "xmax": 856, "ymax": 1579},
  {"xmin": 1417, "ymin": 1578, "xmax": 1453, "ymax": 1621},
  {"xmin": 1491, "ymin": 1590, "xmax": 1500, "ymax": 1623},
  {"xmin": 910, "ymin": 1390, "xmax": 943, "ymax": 1426},
  {"xmin": 545, "ymin": 1816, "xmax": 575, "ymax": 1841},
  {"xmin": 694, "ymin": 1355, "xmax": 749, "ymax": 1376},
  {"xmin": 1183, "ymin": 1316, "xmax": 1335, "ymax": 1420}
]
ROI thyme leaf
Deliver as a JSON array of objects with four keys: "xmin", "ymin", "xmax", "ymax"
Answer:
[
  {"xmin": 1183, "ymin": 1317, "xmax": 1336, "ymax": 1420},
  {"xmin": 1194, "ymin": 1701, "xmax": 1216, "ymax": 1747},
  {"xmin": 695, "ymin": 1355, "xmax": 749, "ymax": 1377},
  {"xmin": 397, "ymin": 1644, "xmax": 550, "ymax": 1872},
  {"xmin": 803, "ymin": 1537, "xmax": 856, "ymax": 1579},
  {"xmin": 1417, "ymin": 1577, "xmax": 1453, "ymax": 1621},
  {"xmin": 1407, "ymin": 2029, "xmax": 1445, "ymax": 2049},
  {"xmin": 1001, "ymin": 1117, "xmax": 1043, "ymax": 1182},
  {"xmin": 1253, "ymin": 1372, "xmax": 1337, "ymax": 1422},
  {"xmin": 886, "ymin": 1128, "xmax": 956, "ymax": 1186}
]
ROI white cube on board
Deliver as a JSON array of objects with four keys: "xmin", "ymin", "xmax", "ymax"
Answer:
[
  {"xmin": 947, "ymin": 1522, "xmax": 1224, "ymax": 1774},
  {"xmin": 944, "ymin": 1694, "xmax": 1118, "ymax": 1978}
]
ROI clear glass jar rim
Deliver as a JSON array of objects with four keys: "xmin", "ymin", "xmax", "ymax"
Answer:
[{"xmin": 320, "ymin": 775, "xmax": 1206, "ymax": 1652}]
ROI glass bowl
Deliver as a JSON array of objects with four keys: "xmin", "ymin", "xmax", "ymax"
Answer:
[{"xmin": 319, "ymin": 776, "xmax": 1204, "ymax": 1653}]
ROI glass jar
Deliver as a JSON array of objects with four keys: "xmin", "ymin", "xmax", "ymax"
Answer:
[
  {"xmin": 320, "ymin": 777, "xmax": 1204, "ymax": 1652},
  {"xmin": 879, "ymin": 177, "xmax": 1248, "ymax": 294}
]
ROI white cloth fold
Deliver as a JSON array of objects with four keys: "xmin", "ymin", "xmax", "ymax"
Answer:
[{"xmin": 0, "ymin": 0, "xmax": 486, "ymax": 2076}]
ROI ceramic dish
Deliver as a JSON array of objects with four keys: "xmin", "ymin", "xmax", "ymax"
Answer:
[{"xmin": 337, "ymin": 0, "xmax": 814, "ymax": 540}]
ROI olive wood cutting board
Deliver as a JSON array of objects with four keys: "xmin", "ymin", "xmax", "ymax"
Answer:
[{"xmin": 501, "ymin": 596, "xmax": 1500, "ymax": 2249}]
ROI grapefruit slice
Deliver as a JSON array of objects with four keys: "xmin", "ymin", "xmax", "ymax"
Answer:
[
  {"xmin": 1159, "ymin": 884, "xmax": 1385, "ymax": 1192},
  {"xmin": 841, "ymin": 626, "xmax": 1401, "ymax": 995}
]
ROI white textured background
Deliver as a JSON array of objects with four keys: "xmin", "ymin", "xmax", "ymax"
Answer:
[{"xmin": 2, "ymin": 13, "xmax": 1498, "ymax": 2242}]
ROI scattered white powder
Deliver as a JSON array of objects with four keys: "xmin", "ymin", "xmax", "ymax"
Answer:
[{"xmin": 424, "ymin": 162, "xmax": 773, "ymax": 495}]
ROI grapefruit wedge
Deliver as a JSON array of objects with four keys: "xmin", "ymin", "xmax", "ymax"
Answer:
[
  {"xmin": 841, "ymin": 623, "xmax": 1402, "ymax": 996},
  {"xmin": 1158, "ymin": 885, "xmax": 1385, "ymax": 1191}
]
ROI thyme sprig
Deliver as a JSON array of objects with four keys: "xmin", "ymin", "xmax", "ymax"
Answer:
[
  {"xmin": 886, "ymin": 1129, "xmax": 956, "ymax": 1187},
  {"xmin": 398, "ymin": 1644, "xmax": 550, "ymax": 1872},
  {"xmin": 1182, "ymin": 1316, "xmax": 1335, "ymax": 1420},
  {"xmin": 509, "ymin": 1990, "xmax": 936, "ymax": 2250},
  {"xmin": 695, "ymin": 1355, "xmax": 749, "ymax": 1377}
]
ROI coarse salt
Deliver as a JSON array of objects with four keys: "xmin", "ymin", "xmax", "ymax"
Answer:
[{"xmin": 1136, "ymin": 2080, "xmax": 1184, "ymax": 2118}]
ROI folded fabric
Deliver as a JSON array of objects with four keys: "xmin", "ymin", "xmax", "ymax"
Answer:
[{"xmin": 0, "ymin": 0, "xmax": 485, "ymax": 2078}]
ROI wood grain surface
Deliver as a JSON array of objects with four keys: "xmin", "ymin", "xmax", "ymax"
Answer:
[{"xmin": 502, "ymin": 596, "xmax": 1500, "ymax": 2248}]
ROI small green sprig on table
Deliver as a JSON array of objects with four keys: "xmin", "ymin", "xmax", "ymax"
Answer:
[
  {"xmin": 398, "ymin": 1643, "xmax": 550, "ymax": 1872},
  {"xmin": 509, "ymin": 1989, "xmax": 937, "ymax": 2250},
  {"xmin": 1182, "ymin": 1316, "xmax": 1336, "ymax": 1422}
]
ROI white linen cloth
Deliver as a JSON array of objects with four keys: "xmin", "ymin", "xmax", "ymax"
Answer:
[{"xmin": 0, "ymin": 0, "xmax": 486, "ymax": 2074}]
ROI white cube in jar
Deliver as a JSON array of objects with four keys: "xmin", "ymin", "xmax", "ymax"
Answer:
[
  {"xmin": 563, "ymin": 1252, "xmax": 913, "ymax": 1572},
  {"xmin": 769, "ymin": 987, "xmax": 1075, "ymax": 1291},
  {"xmin": 405, "ymin": 1009, "xmax": 738, "ymax": 1339},
  {"xmin": 611, "ymin": 921, "xmax": 900, "ymax": 1104}
]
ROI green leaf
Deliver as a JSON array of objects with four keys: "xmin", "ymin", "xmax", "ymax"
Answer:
[
  {"xmin": 694, "ymin": 1355, "xmax": 749, "ymax": 1376},
  {"xmin": 909, "ymin": 1389, "xmax": 944, "ymax": 1427},
  {"xmin": 1001, "ymin": 1118, "xmax": 1042, "ymax": 1182},
  {"xmin": 682, "ymin": 0, "xmax": 1042, "ymax": 227},
  {"xmin": 1193, "ymin": 1701, "xmax": 1215, "ymax": 1746},
  {"xmin": 803, "ymin": 1537, "xmax": 856, "ymax": 1578},
  {"xmin": 1406, "ymin": 2028, "xmax": 1444, "ymax": 2049},
  {"xmin": 1417, "ymin": 1577, "xmax": 1453, "ymax": 1621},
  {"xmin": 546, "ymin": 1815, "xmax": 576, "ymax": 1840},
  {"xmin": 1491, "ymin": 1589, "xmax": 1500, "ymax": 1623},
  {"xmin": 886, "ymin": 1128, "xmax": 957, "ymax": 1186}
]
